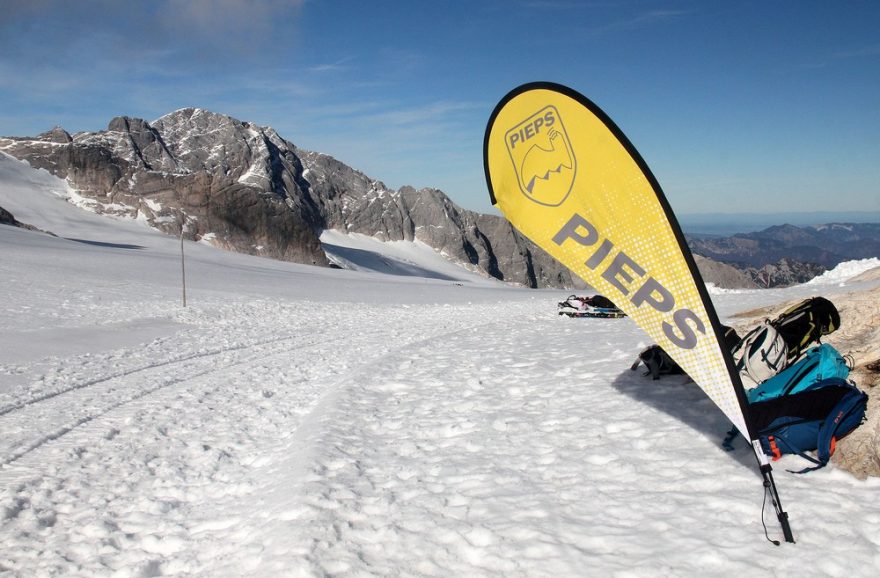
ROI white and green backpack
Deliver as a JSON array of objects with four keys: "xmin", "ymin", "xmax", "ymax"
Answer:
[{"xmin": 733, "ymin": 321, "xmax": 789, "ymax": 386}]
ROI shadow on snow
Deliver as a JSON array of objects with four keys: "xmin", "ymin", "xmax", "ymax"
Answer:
[
  {"xmin": 611, "ymin": 366, "xmax": 757, "ymax": 472},
  {"xmin": 66, "ymin": 238, "xmax": 146, "ymax": 250},
  {"xmin": 322, "ymin": 242, "xmax": 460, "ymax": 281}
]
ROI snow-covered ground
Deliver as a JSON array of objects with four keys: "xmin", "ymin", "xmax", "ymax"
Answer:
[
  {"xmin": 2, "ymin": 153, "xmax": 880, "ymax": 576},
  {"xmin": 807, "ymin": 258, "xmax": 880, "ymax": 286}
]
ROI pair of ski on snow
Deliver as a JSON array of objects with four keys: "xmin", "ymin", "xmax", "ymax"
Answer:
[{"xmin": 557, "ymin": 294, "xmax": 625, "ymax": 318}]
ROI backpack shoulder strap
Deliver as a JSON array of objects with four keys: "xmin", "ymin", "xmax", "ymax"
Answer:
[
  {"xmin": 815, "ymin": 384, "xmax": 868, "ymax": 465},
  {"xmin": 785, "ymin": 380, "xmax": 868, "ymax": 474}
]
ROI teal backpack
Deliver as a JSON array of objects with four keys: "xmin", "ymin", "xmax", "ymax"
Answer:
[{"xmin": 747, "ymin": 343, "xmax": 852, "ymax": 403}]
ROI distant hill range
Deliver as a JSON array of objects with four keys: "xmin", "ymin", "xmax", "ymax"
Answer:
[
  {"xmin": 679, "ymin": 212, "xmax": 880, "ymax": 237},
  {"xmin": 1, "ymin": 109, "xmax": 877, "ymax": 289},
  {"xmin": 688, "ymin": 223, "xmax": 880, "ymax": 287}
]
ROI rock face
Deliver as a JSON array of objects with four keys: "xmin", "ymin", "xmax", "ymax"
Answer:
[
  {"xmin": 1, "ymin": 109, "xmax": 579, "ymax": 288},
  {"xmin": 293, "ymin": 148, "xmax": 579, "ymax": 287},
  {"xmin": 825, "ymin": 284, "xmax": 880, "ymax": 480},
  {"xmin": 0, "ymin": 205, "xmax": 21, "ymax": 227},
  {"xmin": 743, "ymin": 258, "xmax": 826, "ymax": 288},
  {"xmin": 2, "ymin": 111, "xmax": 328, "ymax": 266},
  {"xmin": 0, "ymin": 205, "xmax": 42, "ymax": 232},
  {"xmin": 693, "ymin": 255, "xmax": 758, "ymax": 289}
]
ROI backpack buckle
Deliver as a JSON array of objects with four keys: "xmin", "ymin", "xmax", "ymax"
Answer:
[{"xmin": 768, "ymin": 436, "xmax": 782, "ymax": 461}]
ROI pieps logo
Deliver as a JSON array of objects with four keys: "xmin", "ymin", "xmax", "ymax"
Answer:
[{"xmin": 505, "ymin": 105, "xmax": 576, "ymax": 206}]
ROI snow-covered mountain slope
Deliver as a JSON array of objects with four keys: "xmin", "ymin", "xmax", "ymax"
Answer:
[
  {"xmin": 1, "ymin": 109, "xmax": 577, "ymax": 289},
  {"xmin": 2, "ymin": 155, "xmax": 880, "ymax": 576},
  {"xmin": 319, "ymin": 229, "xmax": 498, "ymax": 282},
  {"xmin": 0, "ymin": 152, "xmax": 498, "ymax": 289}
]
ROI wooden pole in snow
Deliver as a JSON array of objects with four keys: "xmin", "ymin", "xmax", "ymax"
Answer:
[{"xmin": 180, "ymin": 218, "xmax": 187, "ymax": 308}]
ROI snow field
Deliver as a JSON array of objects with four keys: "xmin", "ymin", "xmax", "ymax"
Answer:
[
  {"xmin": 3, "ymin": 155, "xmax": 880, "ymax": 576},
  {"xmin": 3, "ymin": 258, "xmax": 880, "ymax": 576},
  {"xmin": 285, "ymin": 315, "xmax": 742, "ymax": 576}
]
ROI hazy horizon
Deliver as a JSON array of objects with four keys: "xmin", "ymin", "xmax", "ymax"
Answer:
[{"xmin": 678, "ymin": 211, "xmax": 880, "ymax": 236}]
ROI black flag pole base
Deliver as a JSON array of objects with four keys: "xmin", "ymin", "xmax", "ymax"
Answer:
[{"xmin": 761, "ymin": 464, "xmax": 795, "ymax": 544}]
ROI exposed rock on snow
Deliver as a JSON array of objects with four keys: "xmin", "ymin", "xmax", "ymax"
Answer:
[
  {"xmin": 731, "ymin": 281, "xmax": 880, "ymax": 479},
  {"xmin": 745, "ymin": 257, "xmax": 826, "ymax": 288},
  {"xmin": 0, "ymin": 204, "xmax": 45, "ymax": 233},
  {"xmin": 693, "ymin": 254, "xmax": 758, "ymax": 289},
  {"xmin": 0, "ymin": 204, "xmax": 20, "ymax": 227}
]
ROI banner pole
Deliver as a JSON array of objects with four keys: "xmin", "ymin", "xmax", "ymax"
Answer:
[
  {"xmin": 761, "ymin": 464, "xmax": 795, "ymax": 543},
  {"xmin": 751, "ymin": 440, "xmax": 795, "ymax": 543},
  {"xmin": 180, "ymin": 217, "xmax": 187, "ymax": 308}
]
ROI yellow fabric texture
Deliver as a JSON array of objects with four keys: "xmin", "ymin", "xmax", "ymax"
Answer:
[{"xmin": 485, "ymin": 85, "xmax": 748, "ymax": 436}]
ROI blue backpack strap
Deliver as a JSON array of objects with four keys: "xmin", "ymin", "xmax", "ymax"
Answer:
[
  {"xmin": 782, "ymin": 379, "xmax": 868, "ymax": 474},
  {"xmin": 815, "ymin": 383, "xmax": 868, "ymax": 465},
  {"xmin": 772, "ymin": 435, "xmax": 825, "ymax": 474}
]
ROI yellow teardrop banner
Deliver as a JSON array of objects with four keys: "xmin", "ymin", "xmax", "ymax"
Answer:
[{"xmin": 484, "ymin": 82, "xmax": 752, "ymax": 438}]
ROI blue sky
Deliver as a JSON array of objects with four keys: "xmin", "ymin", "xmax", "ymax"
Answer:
[{"xmin": 1, "ymin": 0, "xmax": 878, "ymax": 216}]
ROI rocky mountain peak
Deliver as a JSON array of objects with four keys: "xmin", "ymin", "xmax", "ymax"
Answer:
[
  {"xmin": 37, "ymin": 126, "xmax": 72, "ymax": 143},
  {"xmin": 100, "ymin": 115, "xmax": 178, "ymax": 173},
  {"xmin": 757, "ymin": 223, "xmax": 815, "ymax": 244},
  {"xmin": 107, "ymin": 115, "xmax": 149, "ymax": 133}
]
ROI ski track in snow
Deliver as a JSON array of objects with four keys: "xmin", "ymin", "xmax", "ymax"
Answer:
[
  {"xmin": 278, "ymin": 312, "xmax": 880, "ymax": 578},
  {"xmin": 0, "ymin": 297, "xmax": 548, "ymax": 576},
  {"xmin": 6, "ymin": 292, "xmax": 880, "ymax": 576}
]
